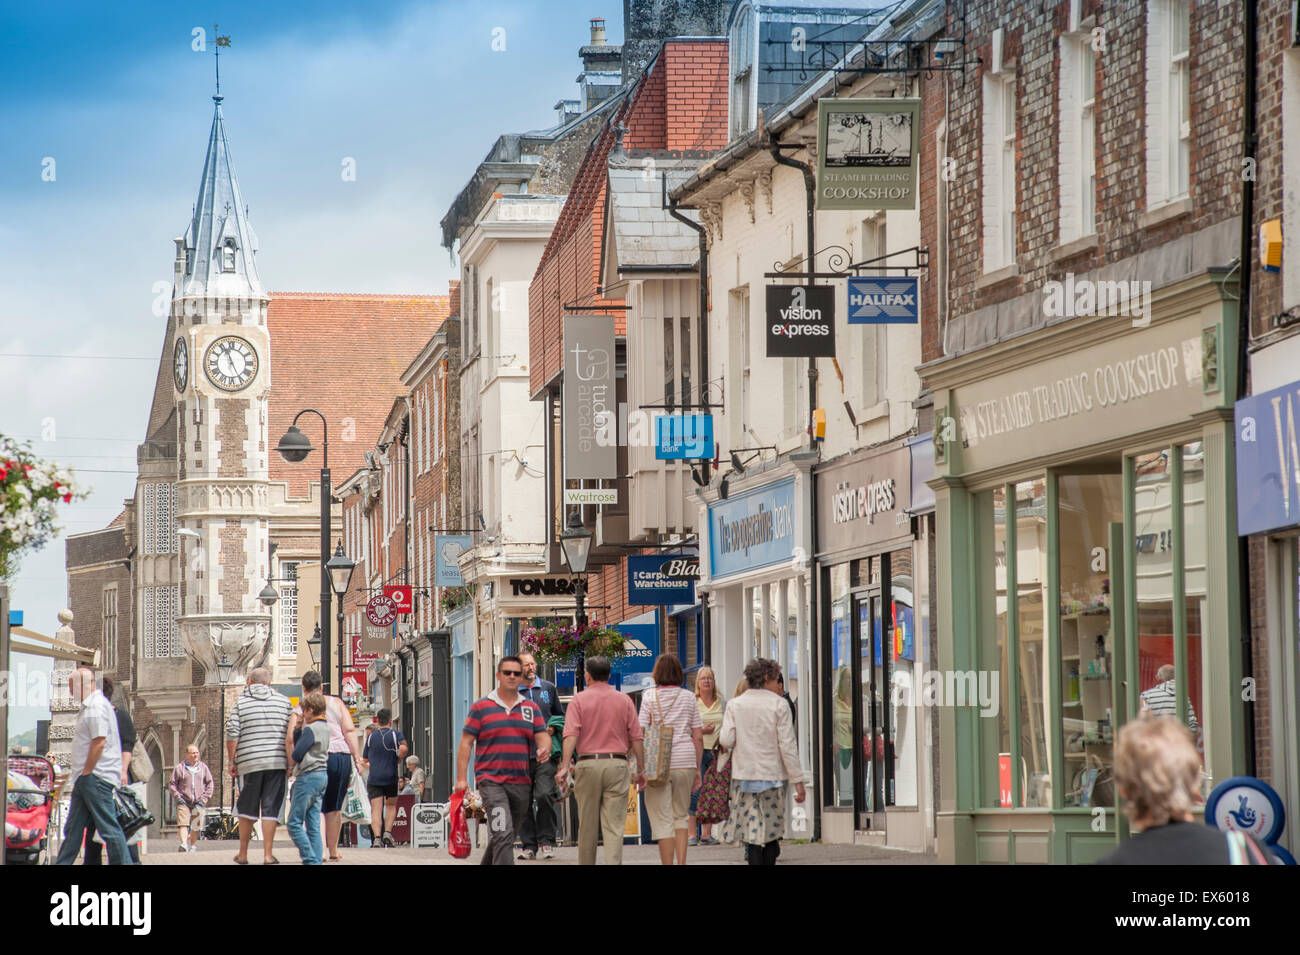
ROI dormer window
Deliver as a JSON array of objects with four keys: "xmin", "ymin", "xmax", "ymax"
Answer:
[
  {"xmin": 730, "ymin": 5, "xmax": 756, "ymax": 139},
  {"xmin": 222, "ymin": 238, "xmax": 237, "ymax": 272}
]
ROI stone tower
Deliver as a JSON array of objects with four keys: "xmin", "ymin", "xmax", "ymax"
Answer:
[{"xmin": 171, "ymin": 94, "xmax": 273, "ymax": 683}]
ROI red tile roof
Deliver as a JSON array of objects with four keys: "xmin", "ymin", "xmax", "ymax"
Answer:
[
  {"xmin": 267, "ymin": 293, "xmax": 450, "ymax": 496},
  {"xmin": 529, "ymin": 39, "xmax": 728, "ymax": 395}
]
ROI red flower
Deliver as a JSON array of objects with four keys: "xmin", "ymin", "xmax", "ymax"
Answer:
[{"xmin": 63, "ymin": 493, "xmax": 72, "ymax": 503}]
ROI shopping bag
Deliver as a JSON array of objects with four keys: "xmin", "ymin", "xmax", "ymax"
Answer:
[
  {"xmin": 342, "ymin": 767, "xmax": 368, "ymax": 822},
  {"xmin": 113, "ymin": 781, "xmax": 154, "ymax": 838},
  {"xmin": 696, "ymin": 749, "xmax": 731, "ymax": 825},
  {"xmin": 447, "ymin": 790, "xmax": 471, "ymax": 859},
  {"xmin": 642, "ymin": 688, "xmax": 674, "ymax": 783}
]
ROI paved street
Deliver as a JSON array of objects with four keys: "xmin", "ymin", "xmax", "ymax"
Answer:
[{"xmin": 133, "ymin": 834, "xmax": 936, "ymax": 866}]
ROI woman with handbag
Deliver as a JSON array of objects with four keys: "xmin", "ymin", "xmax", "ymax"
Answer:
[
  {"xmin": 688, "ymin": 666, "xmax": 724, "ymax": 846},
  {"xmin": 718, "ymin": 658, "xmax": 806, "ymax": 866},
  {"xmin": 638, "ymin": 654, "xmax": 704, "ymax": 865}
]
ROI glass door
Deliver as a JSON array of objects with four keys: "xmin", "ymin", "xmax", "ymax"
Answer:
[{"xmin": 852, "ymin": 590, "xmax": 891, "ymax": 825}]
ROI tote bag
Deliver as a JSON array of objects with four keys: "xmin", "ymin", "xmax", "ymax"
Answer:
[
  {"xmin": 642, "ymin": 688, "xmax": 676, "ymax": 784},
  {"xmin": 695, "ymin": 748, "xmax": 731, "ymax": 825}
]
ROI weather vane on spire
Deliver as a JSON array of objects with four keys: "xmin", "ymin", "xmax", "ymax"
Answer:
[{"xmin": 214, "ymin": 24, "xmax": 232, "ymax": 98}]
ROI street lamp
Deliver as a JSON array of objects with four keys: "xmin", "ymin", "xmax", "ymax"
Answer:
[
  {"xmin": 277, "ymin": 409, "xmax": 334, "ymax": 694},
  {"xmin": 326, "ymin": 543, "xmax": 356, "ymax": 686},
  {"xmin": 216, "ymin": 652, "xmax": 234, "ymax": 817},
  {"xmin": 307, "ymin": 624, "xmax": 321, "ymax": 668},
  {"xmin": 559, "ymin": 512, "xmax": 593, "ymax": 690}
]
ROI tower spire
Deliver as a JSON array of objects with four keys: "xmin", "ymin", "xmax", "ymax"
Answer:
[{"xmin": 213, "ymin": 25, "xmax": 231, "ymax": 101}]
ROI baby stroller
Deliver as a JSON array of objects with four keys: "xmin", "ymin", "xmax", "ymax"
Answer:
[{"xmin": 5, "ymin": 756, "xmax": 56, "ymax": 865}]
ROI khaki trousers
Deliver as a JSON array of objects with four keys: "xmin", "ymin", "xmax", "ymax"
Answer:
[{"xmin": 574, "ymin": 758, "xmax": 630, "ymax": 866}]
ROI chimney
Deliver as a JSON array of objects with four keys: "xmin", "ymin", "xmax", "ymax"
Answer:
[
  {"xmin": 590, "ymin": 18, "xmax": 606, "ymax": 45},
  {"xmin": 448, "ymin": 279, "xmax": 461, "ymax": 317}
]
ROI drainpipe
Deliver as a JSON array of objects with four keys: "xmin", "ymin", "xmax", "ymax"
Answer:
[
  {"xmin": 1236, "ymin": 0, "xmax": 1257, "ymax": 776},
  {"xmin": 666, "ymin": 176, "xmax": 713, "ymax": 666},
  {"xmin": 770, "ymin": 139, "xmax": 821, "ymax": 838}
]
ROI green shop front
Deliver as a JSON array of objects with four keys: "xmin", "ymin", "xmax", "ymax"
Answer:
[{"xmin": 923, "ymin": 270, "xmax": 1247, "ymax": 864}]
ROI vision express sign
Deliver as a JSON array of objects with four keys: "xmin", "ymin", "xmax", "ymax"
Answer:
[{"xmin": 766, "ymin": 285, "xmax": 835, "ymax": 357}]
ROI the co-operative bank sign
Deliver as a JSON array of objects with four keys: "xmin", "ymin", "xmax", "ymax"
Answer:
[
  {"xmin": 847, "ymin": 276, "xmax": 919, "ymax": 324},
  {"xmin": 708, "ymin": 478, "xmax": 797, "ymax": 580}
]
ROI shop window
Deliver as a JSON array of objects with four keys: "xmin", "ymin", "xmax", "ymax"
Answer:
[
  {"xmin": 981, "ymin": 479, "xmax": 1051, "ymax": 809},
  {"xmin": 1133, "ymin": 444, "xmax": 1205, "ymax": 764},
  {"xmin": 1057, "ymin": 472, "xmax": 1122, "ymax": 808},
  {"xmin": 279, "ymin": 562, "xmax": 298, "ymax": 655},
  {"xmin": 829, "ymin": 563, "xmax": 854, "ymax": 809}
]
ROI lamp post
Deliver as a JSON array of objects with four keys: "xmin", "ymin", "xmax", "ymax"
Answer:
[
  {"xmin": 327, "ymin": 543, "xmax": 357, "ymax": 688},
  {"xmin": 559, "ymin": 512, "xmax": 593, "ymax": 690},
  {"xmin": 277, "ymin": 410, "xmax": 334, "ymax": 693},
  {"xmin": 307, "ymin": 624, "xmax": 321, "ymax": 668},
  {"xmin": 216, "ymin": 652, "xmax": 234, "ymax": 818}
]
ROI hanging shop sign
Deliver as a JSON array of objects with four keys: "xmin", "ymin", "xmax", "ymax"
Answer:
[
  {"xmin": 816, "ymin": 98, "xmax": 921, "ymax": 211},
  {"xmin": 563, "ymin": 314, "xmax": 618, "ymax": 480},
  {"xmin": 708, "ymin": 478, "xmax": 798, "ymax": 580},
  {"xmin": 353, "ymin": 633, "xmax": 383, "ymax": 662},
  {"xmin": 434, "ymin": 534, "xmax": 470, "ymax": 587},
  {"xmin": 341, "ymin": 669, "xmax": 368, "ymax": 701},
  {"xmin": 765, "ymin": 285, "xmax": 835, "ymax": 358},
  {"xmin": 366, "ymin": 593, "xmax": 399, "ymax": 628},
  {"xmin": 1235, "ymin": 379, "xmax": 1300, "ymax": 536},
  {"xmin": 384, "ymin": 585, "xmax": 413, "ymax": 614},
  {"xmin": 564, "ymin": 487, "xmax": 618, "ymax": 505},
  {"xmin": 655, "ymin": 413, "xmax": 714, "ymax": 459},
  {"xmin": 627, "ymin": 554, "xmax": 698, "ymax": 605},
  {"xmin": 847, "ymin": 276, "xmax": 919, "ymax": 324}
]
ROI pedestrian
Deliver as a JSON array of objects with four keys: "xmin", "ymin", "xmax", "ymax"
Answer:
[
  {"xmin": 1139, "ymin": 664, "xmax": 1199, "ymax": 732},
  {"xmin": 777, "ymin": 672, "xmax": 797, "ymax": 727},
  {"xmin": 554, "ymin": 655, "xmax": 647, "ymax": 866},
  {"xmin": 168, "ymin": 744, "xmax": 214, "ymax": 853},
  {"xmin": 718, "ymin": 657, "xmax": 806, "ymax": 866},
  {"xmin": 638, "ymin": 654, "xmax": 703, "ymax": 865},
  {"xmin": 516, "ymin": 650, "xmax": 565, "ymax": 860},
  {"xmin": 297, "ymin": 670, "xmax": 363, "ymax": 861},
  {"xmin": 1097, "ymin": 714, "xmax": 1275, "ymax": 864},
  {"xmin": 286, "ymin": 691, "xmax": 331, "ymax": 865},
  {"xmin": 83, "ymin": 675, "xmax": 142, "ymax": 865},
  {"xmin": 689, "ymin": 665, "xmax": 724, "ymax": 846},
  {"xmin": 361, "ymin": 707, "xmax": 407, "ymax": 847},
  {"xmin": 55, "ymin": 668, "xmax": 134, "ymax": 865},
  {"xmin": 454, "ymin": 656, "xmax": 552, "ymax": 866},
  {"xmin": 400, "ymin": 756, "xmax": 426, "ymax": 801},
  {"xmin": 225, "ymin": 666, "xmax": 293, "ymax": 865}
]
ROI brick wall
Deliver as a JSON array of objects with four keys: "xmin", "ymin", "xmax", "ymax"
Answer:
[{"xmin": 945, "ymin": 0, "xmax": 1244, "ymax": 323}]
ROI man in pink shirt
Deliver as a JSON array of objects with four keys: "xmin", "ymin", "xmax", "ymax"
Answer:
[{"xmin": 555, "ymin": 656, "xmax": 647, "ymax": 865}]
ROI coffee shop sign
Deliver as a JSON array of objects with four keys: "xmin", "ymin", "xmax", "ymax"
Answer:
[{"xmin": 960, "ymin": 343, "xmax": 1198, "ymax": 445}]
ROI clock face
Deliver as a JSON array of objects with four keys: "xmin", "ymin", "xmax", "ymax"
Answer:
[
  {"xmin": 204, "ymin": 335, "xmax": 258, "ymax": 392},
  {"xmin": 173, "ymin": 337, "xmax": 189, "ymax": 392}
]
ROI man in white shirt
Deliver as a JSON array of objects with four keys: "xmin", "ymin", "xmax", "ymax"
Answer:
[{"xmin": 55, "ymin": 668, "xmax": 135, "ymax": 864}]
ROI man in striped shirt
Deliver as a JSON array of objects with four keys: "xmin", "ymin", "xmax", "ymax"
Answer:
[
  {"xmin": 1140, "ymin": 664, "xmax": 1200, "ymax": 733},
  {"xmin": 225, "ymin": 667, "xmax": 293, "ymax": 865},
  {"xmin": 455, "ymin": 656, "xmax": 551, "ymax": 865}
]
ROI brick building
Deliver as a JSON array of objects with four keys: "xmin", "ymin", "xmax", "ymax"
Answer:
[{"xmin": 921, "ymin": 0, "xmax": 1251, "ymax": 863}]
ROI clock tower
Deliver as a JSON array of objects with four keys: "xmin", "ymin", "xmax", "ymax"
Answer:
[{"xmin": 172, "ymin": 93, "xmax": 273, "ymax": 683}]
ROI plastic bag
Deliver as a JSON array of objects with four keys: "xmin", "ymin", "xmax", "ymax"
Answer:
[
  {"xmin": 448, "ymin": 790, "xmax": 471, "ymax": 859},
  {"xmin": 342, "ymin": 767, "xmax": 368, "ymax": 822}
]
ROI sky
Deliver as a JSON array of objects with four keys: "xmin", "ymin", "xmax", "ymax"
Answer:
[{"xmin": 0, "ymin": 0, "xmax": 627, "ymax": 736}]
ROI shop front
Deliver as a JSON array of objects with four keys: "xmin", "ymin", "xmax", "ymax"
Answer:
[
  {"xmin": 815, "ymin": 439, "xmax": 932, "ymax": 849},
  {"xmin": 923, "ymin": 270, "xmax": 1246, "ymax": 863},
  {"xmin": 698, "ymin": 462, "xmax": 815, "ymax": 834},
  {"xmin": 1235, "ymin": 372, "xmax": 1300, "ymax": 860},
  {"xmin": 475, "ymin": 574, "xmax": 582, "ymax": 693}
]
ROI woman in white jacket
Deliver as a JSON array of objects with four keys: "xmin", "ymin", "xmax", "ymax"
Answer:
[{"xmin": 718, "ymin": 657, "xmax": 806, "ymax": 865}]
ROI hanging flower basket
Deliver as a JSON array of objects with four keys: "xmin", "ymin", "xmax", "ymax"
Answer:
[
  {"xmin": 0, "ymin": 436, "xmax": 88, "ymax": 580},
  {"xmin": 439, "ymin": 585, "xmax": 472, "ymax": 614},
  {"xmin": 521, "ymin": 619, "xmax": 626, "ymax": 666}
]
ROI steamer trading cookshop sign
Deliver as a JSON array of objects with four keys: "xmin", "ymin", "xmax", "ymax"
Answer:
[
  {"xmin": 563, "ymin": 314, "xmax": 617, "ymax": 479},
  {"xmin": 816, "ymin": 98, "xmax": 921, "ymax": 211},
  {"xmin": 950, "ymin": 316, "xmax": 1205, "ymax": 473}
]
